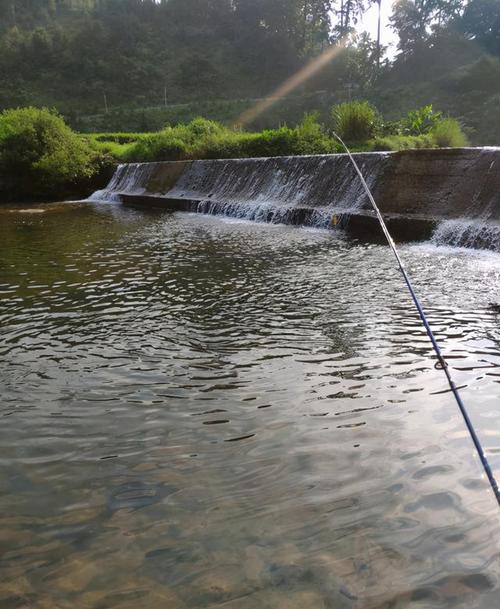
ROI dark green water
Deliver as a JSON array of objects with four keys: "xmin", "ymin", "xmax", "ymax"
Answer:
[{"xmin": 1, "ymin": 202, "xmax": 500, "ymax": 609}]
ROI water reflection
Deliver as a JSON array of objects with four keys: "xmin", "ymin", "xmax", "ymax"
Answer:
[{"xmin": 1, "ymin": 203, "xmax": 499, "ymax": 608}]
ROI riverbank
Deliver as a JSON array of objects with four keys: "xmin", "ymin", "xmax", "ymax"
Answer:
[
  {"xmin": 0, "ymin": 104, "xmax": 468, "ymax": 204},
  {"xmin": 86, "ymin": 108, "xmax": 467, "ymax": 165}
]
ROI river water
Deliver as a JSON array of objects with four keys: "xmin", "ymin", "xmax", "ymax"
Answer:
[{"xmin": 1, "ymin": 201, "xmax": 500, "ymax": 609}]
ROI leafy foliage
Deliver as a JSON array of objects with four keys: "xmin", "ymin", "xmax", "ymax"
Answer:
[
  {"xmin": 0, "ymin": 0, "xmax": 496, "ymax": 145},
  {"xmin": 390, "ymin": 0, "xmax": 464, "ymax": 57},
  {"xmin": 460, "ymin": 0, "xmax": 500, "ymax": 55},
  {"xmin": 402, "ymin": 104, "xmax": 442, "ymax": 135},
  {"xmin": 0, "ymin": 107, "xmax": 103, "ymax": 200}
]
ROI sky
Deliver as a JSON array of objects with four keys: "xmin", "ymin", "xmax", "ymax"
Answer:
[{"xmin": 356, "ymin": 1, "xmax": 399, "ymax": 58}]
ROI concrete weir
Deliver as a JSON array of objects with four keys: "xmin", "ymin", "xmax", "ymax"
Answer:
[{"xmin": 92, "ymin": 148, "xmax": 500, "ymax": 249}]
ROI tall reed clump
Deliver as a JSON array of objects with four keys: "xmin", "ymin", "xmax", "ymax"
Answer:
[
  {"xmin": 431, "ymin": 118, "xmax": 469, "ymax": 148},
  {"xmin": 330, "ymin": 101, "xmax": 380, "ymax": 144}
]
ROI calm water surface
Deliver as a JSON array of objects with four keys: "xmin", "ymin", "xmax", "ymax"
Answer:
[{"xmin": 1, "ymin": 202, "xmax": 500, "ymax": 609}]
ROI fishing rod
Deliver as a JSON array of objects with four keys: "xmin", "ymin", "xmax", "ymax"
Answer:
[{"xmin": 331, "ymin": 131, "xmax": 500, "ymax": 507}]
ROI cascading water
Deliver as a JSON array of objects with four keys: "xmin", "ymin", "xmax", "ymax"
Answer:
[
  {"xmin": 169, "ymin": 155, "xmax": 387, "ymax": 228},
  {"xmin": 193, "ymin": 198, "xmax": 336, "ymax": 228},
  {"xmin": 89, "ymin": 163, "xmax": 163, "ymax": 202},
  {"xmin": 90, "ymin": 154, "xmax": 391, "ymax": 230},
  {"xmin": 431, "ymin": 218, "xmax": 500, "ymax": 250},
  {"xmin": 90, "ymin": 148, "xmax": 500, "ymax": 250},
  {"xmin": 429, "ymin": 150, "xmax": 500, "ymax": 251}
]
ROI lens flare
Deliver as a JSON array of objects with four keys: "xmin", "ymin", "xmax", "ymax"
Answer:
[{"xmin": 235, "ymin": 39, "xmax": 348, "ymax": 128}]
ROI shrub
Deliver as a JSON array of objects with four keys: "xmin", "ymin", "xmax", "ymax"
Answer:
[
  {"xmin": 127, "ymin": 130, "xmax": 189, "ymax": 161},
  {"xmin": 127, "ymin": 118, "xmax": 230, "ymax": 161},
  {"xmin": 184, "ymin": 117, "xmax": 225, "ymax": 140},
  {"xmin": 200, "ymin": 135, "xmax": 249, "ymax": 159},
  {"xmin": 331, "ymin": 101, "xmax": 380, "ymax": 144},
  {"xmin": 431, "ymin": 118, "xmax": 468, "ymax": 148},
  {"xmin": 0, "ymin": 107, "xmax": 98, "ymax": 199}
]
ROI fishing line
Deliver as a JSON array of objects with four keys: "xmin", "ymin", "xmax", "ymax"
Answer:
[{"xmin": 331, "ymin": 131, "xmax": 500, "ymax": 506}]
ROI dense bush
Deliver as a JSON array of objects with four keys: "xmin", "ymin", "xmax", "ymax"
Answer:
[
  {"xmin": 292, "ymin": 112, "xmax": 339, "ymax": 155},
  {"xmin": 330, "ymin": 101, "xmax": 380, "ymax": 143},
  {"xmin": 431, "ymin": 118, "xmax": 469, "ymax": 147},
  {"xmin": 0, "ymin": 107, "xmax": 102, "ymax": 200}
]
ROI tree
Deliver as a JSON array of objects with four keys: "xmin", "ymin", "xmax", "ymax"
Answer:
[
  {"xmin": 460, "ymin": 0, "xmax": 500, "ymax": 55},
  {"xmin": 375, "ymin": 0, "xmax": 381, "ymax": 69},
  {"xmin": 390, "ymin": 0, "xmax": 464, "ymax": 56},
  {"xmin": 234, "ymin": 0, "xmax": 333, "ymax": 56},
  {"xmin": 333, "ymin": 0, "xmax": 366, "ymax": 40}
]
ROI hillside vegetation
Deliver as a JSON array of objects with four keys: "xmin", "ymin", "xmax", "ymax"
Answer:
[{"xmin": 0, "ymin": 0, "xmax": 498, "ymax": 144}]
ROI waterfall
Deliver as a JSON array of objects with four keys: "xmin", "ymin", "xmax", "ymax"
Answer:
[
  {"xmin": 193, "ymin": 198, "xmax": 336, "ymax": 228},
  {"xmin": 430, "ymin": 149, "xmax": 500, "ymax": 251},
  {"xmin": 88, "ymin": 163, "xmax": 163, "ymax": 202},
  {"xmin": 168, "ymin": 155, "xmax": 387, "ymax": 217},
  {"xmin": 431, "ymin": 219, "xmax": 500, "ymax": 250},
  {"xmin": 89, "ymin": 148, "xmax": 500, "ymax": 248}
]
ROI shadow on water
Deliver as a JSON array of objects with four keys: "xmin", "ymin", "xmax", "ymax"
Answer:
[{"xmin": 1, "ymin": 202, "xmax": 500, "ymax": 609}]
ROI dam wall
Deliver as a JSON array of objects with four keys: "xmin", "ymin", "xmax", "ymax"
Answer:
[{"xmin": 91, "ymin": 148, "xmax": 500, "ymax": 249}]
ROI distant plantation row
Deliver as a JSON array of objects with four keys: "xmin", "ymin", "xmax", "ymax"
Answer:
[{"xmin": 0, "ymin": 104, "xmax": 468, "ymax": 202}]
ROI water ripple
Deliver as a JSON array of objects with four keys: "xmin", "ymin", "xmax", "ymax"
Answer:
[{"xmin": 0, "ymin": 204, "xmax": 499, "ymax": 608}]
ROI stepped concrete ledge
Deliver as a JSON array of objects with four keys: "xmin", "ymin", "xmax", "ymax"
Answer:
[{"xmin": 91, "ymin": 148, "xmax": 500, "ymax": 243}]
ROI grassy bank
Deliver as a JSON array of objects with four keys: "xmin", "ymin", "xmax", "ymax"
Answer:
[
  {"xmin": 85, "ymin": 103, "xmax": 468, "ymax": 164},
  {"xmin": 1, "ymin": 103, "xmax": 468, "ymax": 203}
]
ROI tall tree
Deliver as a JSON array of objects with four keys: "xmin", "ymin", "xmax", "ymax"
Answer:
[
  {"xmin": 375, "ymin": 0, "xmax": 381, "ymax": 69},
  {"xmin": 460, "ymin": 0, "xmax": 500, "ymax": 55},
  {"xmin": 334, "ymin": 0, "xmax": 366, "ymax": 39},
  {"xmin": 390, "ymin": 0, "xmax": 465, "ymax": 56}
]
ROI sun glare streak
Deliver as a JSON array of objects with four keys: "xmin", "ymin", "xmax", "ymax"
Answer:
[{"xmin": 235, "ymin": 38, "xmax": 348, "ymax": 128}]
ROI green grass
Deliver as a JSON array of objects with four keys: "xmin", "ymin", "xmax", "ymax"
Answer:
[
  {"xmin": 91, "ymin": 133, "xmax": 148, "ymax": 144},
  {"xmin": 370, "ymin": 134, "xmax": 436, "ymax": 151},
  {"xmin": 84, "ymin": 116, "xmax": 341, "ymax": 163}
]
